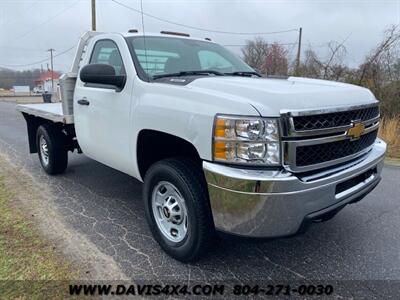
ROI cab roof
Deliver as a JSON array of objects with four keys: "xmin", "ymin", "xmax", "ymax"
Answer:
[{"xmin": 121, "ymin": 30, "xmax": 215, "ymax": 43}]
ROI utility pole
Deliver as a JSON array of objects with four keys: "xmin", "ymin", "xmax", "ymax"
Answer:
[
  {"xmin": 295, "ymin": 27, "xmax": 302, "ymax": 76},
  {"xmin": 47, "ymin": 48, "xmax": 55, "ymax": 93},
  {"xmin": 91, "ymin": 0, "xmax": 96, "ymax": 31}
]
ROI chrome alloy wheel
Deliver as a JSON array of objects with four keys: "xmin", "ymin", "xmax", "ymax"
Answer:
[
  {"xmin": 39, "ymin": 135, "xmax": 49, "ymax": 166},
  {"xmin": 151, "ymin": 181, "xmax": 188, "ymax": 243}
]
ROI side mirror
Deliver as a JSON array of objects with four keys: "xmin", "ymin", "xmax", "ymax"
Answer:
[{"xmin": 80, "ymin": 64, "xmax": 126, "ymax": 90}]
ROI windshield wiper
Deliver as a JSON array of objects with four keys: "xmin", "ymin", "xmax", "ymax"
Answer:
[
  {"xmin": 224, "ymin": 71, "xmax": 262, "ymax": 77},
  {"xmin": 152, "ymin": 70, "xmax": 224, "ymax": 80}
]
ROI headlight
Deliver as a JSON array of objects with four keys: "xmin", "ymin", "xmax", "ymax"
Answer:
[{"xmin": 213, "ymin": 115, "xmax": 281, "ymax": 166}]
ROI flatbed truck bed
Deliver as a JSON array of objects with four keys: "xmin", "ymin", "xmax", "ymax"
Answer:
[{"xmin": 17, "ymin": 103, "xmax": 74, "ymax": 124}]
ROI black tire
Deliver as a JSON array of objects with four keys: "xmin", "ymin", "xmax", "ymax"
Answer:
[
  {"xmin": 36, "ymin": 124, "xmax": 68, "ymax": 175},
  {"xmin": 143, "ymin": 158, "xmax": 214, "ymax": 262}
]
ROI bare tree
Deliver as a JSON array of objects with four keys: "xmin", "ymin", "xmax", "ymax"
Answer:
[
  {"xmin": 264, "ymin": 43, "xmax": 289, "ymax": 75},
  {"xmin": 242, "ymin": 38, "xmax": 289, "ymax": 75},
  {"xmin": 298, "ymin": 48, "xmax": 323, "ymax": 78},
  {"xmin": 240, "ymin": 27, "xmax": 400, "ymax": 118},
  {"xmin": 358, "ymin": 25, "xmax": 400, "ymax": 85},
  {"xmin": 297, "ymin": 40, "xmax": 347, "ymax": 80},
  {"xmin": 242, "ymin": 37, "xmax": 269, "ymax": 74},
  {"xmin": 356, "ymin": 25, "xmax": 400, "ymax": 117},
  {"xmin": 322, "ymin": 40, "xmax": 347, "ymax": 79}
]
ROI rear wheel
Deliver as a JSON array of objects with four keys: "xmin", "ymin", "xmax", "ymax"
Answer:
[
  {"xmin": 36, "ymin": 124, "xmax": 68, "ymax": 175},
  {"xmin": 143, "ymin": 158, "xmax": 214, "ymax": 262}
]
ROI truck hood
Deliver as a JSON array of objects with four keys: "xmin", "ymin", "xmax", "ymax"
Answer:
[{"xmin": 187, "ymin": 76, "xmax": 377, "ymax": 116}]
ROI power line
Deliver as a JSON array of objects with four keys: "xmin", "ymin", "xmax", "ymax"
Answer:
[
  {"xmin": 0, "ymin": 0, "xmax": 41, "ymax": 28},
  {"xmin": 0, "ymin": 46, "xmax": 75, "ymax": 68},
  {"xmin": 16, "ymin": 0, "xmax": 80, "ymax": 40},
  {"xmin": 0, "ymin": 46, "xmax": 47, "ymax": 52},
  {"xmin": 111, "ymin": 0, "xmax": 298, "ymax": 36},
  {"xmin": 287, "ymin": 36, "xmax": 299, "ymax": 60}
]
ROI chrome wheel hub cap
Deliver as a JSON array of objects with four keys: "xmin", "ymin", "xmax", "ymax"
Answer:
[
  {"xmin": 39, "ymin": 135, "xmax": 49, "ymax": 166},
  {"xmin": 151, "ymin": 181, "xmax": 188, "ymax": 243}
]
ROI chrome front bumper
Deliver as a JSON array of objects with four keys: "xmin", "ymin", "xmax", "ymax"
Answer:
[{"xmin": 203, "ymin": 139, "xmax": 386, "ymax": 238}]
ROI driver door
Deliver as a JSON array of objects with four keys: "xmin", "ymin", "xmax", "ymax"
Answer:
[{"xmin": 74, "ymin": 37, "xmax": 135, "ymax": 174}]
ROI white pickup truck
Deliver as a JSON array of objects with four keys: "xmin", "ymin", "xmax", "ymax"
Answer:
[{"xmin": 17, "ymin": 30, "xmax": 386, "ymax": 262}]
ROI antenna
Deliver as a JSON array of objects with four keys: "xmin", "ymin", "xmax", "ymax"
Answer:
[{"xmin": 140, "ymin": 0, "xmax": 149, "ymax": 80}]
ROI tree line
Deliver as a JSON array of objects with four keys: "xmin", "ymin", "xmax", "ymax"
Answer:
[
  {"xmin": 1, "ymin": 25, "xmax": 398, "ymax": 118},
  {"xmin": 0, "ymin": 68, "xmax": 42, "ymax": 90},
  {"xmin": 242, "ymin": 25, "xmax": 400, "ymax": 118}
]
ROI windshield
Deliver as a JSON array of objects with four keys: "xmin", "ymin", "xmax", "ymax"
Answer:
[{"xmin": 125, "ymin": 36, "xmax": 255, "ymax": 79}]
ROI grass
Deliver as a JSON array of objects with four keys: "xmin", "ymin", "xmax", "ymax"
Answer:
[
  {"xmin": 379, "ymin": 117, "xmax": 400, "ymax": 159},
  {"xmin": 0, "ymin": 173, "xmax": 76, "ymax": 299}
]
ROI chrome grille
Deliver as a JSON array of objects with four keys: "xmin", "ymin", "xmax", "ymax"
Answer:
[
  {"xmin": 296, "ymin": 130, "xmax": 378, "ymax": 166},
  {"xmin": 281, "ymin": 103, "xmax": 380, "ymax": 172},
  {"xmin": 293, "ymin": 106, "xmax": 379, "ymax": 131}
]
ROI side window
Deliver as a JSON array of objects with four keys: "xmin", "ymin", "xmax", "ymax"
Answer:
[
  {"xmin": 90, "ymin": 40, "xmax": 126, "ymax": 75},
  {"xmin": 198, "ymin": 50, "xmax": 233, "ymax": 70}
]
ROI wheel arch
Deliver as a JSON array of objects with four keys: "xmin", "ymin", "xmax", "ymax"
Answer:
[
  {"xmin": 22, "ymin": 113, "xmax": 77, "ymax": 154},
  {"xmin": 136, "ymin": 129, "xmax": 202, "ymax": 180},
  {"xmin": 22, "ymin": 113, "xmax": 53, "ymax": 153}
]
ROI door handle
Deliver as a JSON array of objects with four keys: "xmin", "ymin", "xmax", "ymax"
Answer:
[{"xmin": 77, "ymin": 98, "xmax": 90, "ymax": 106}]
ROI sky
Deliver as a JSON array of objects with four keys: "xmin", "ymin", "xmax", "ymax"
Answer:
[{"xmin": 0, "ymin": 0, "xmax": 399, "ymax": 72}]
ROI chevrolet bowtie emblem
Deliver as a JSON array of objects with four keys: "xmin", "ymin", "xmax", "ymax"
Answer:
[{"xmin": 347, "ymin": 121, "xmax": 365, "ymax": 140}]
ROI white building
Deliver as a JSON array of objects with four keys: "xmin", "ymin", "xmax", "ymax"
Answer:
[{"xmin": 34, "ymin": 70, "xmax": 60, "ymax": 93}]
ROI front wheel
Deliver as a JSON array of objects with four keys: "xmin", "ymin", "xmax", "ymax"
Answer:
[{"xmin": 143, "ymin": 158, "xmax": 214, "ymax": 262}]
